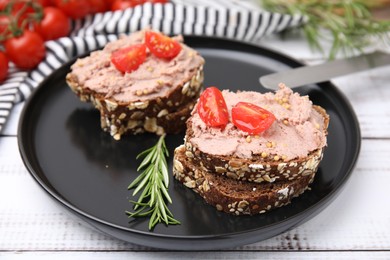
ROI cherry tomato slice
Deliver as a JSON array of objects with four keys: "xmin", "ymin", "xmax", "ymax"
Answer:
[
  {"xmin": 145, "ymin": 31, "xmax": 182, "ymax": 59},
  {"xmin": 232, "ymin": 102, "xmax": 276, "ymax": 135},
  {"xmin": 111, "ymin": 44, "xmax": 147, "ymax": 73},
  {"xmin": 197, "ymin": 87, "xmax": 229, "ymax": 128}
]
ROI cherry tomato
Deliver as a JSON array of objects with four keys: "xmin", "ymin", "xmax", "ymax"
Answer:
[
  {"xmin": 0, "ymin": 15, "xmax": 11, "ymax": 41},
  {"xmin": 36, "ymin": 0, "xmax": 53, "ymax": 7},
  {"xmin": 87, "ymin": 0, "xmax": 108, "ymax": 13},
  {"xmin": 111, "ymin": 44, "xmax": 147, "ymax": 73},
  {"xmin": 145, "ymin": 31, "xmax": 181, "ymax": 59},
  {"xmin": 54, "ymin": 0, "xmax": 90, "ymax": 19},
  {"xmin": 197, "ymin": 87, "xmax": 229, "ymax": 128},
  {"xmin": 0, "ymin": 51, "xmax": 9, "ymax": 83},
  {"xmin": 231, "ymin": 102, "xmax": 276, "ymax": 135},
  {"xmin": 0, "ymin": 0, "xmax": 9, "ymax": 10},
  {"xmin": 4, "ymin": 30, "xmax": 46, "ymax": 69},
  {"xmin": 111, "ymin": 0, "xmax": 145, "ymax": 11},
  {"xmin": 33, "ymin": 7, "xmax": 70, "ymax": 40},
  {"xmin": 105, "ymin": 0, "xmax": 116, "ymax": 7},
  {"xmin": 148, "ymin": 0, "xmax": 168, "ymax": 3}
]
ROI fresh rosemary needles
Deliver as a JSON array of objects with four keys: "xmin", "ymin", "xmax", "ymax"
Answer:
[
  {"xmin": 126, "ymin": 134, "xmax": 180, "ymax": 230},
  {"xmin": 261, "ymin": 0, "xmax": 390, "ymax": 59}
]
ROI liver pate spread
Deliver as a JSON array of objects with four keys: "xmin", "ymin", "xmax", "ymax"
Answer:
[
  {"xmin": 190, "ymin": 84, "xmax": 327, "ymax": 160},
  {"xmin": 69, "ymin": 30, "xmax": 205, "ymax": 102}
]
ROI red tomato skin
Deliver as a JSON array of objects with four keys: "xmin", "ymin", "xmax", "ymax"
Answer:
[
  {"xmin": 0, "ymin": 15, "xmax": 11, "ymax": 42},
  {"xmin": 0, "ymin": 51, "xmax": 9, "ymax": 82},
  {"xmin": 34, "ymin": 7, "xmax": 70, "ymax": 40},
  {"xmin": 145, "ymin": 31, "xmax": 182, "ymax": 59},
  {"xmin": 54, "ymin": 0, "xmax": 90, "ymax": 19},
  {"xmin": 87, "ymin": 0, "xmax": 108, "ymax": 13},
  {"xmin": 111, "ymin": 44, "xmax": 147, "ymax": 73},
  {"xmin": 4, "ymin": 30, "xmax": 46, "ymax": 69},
  {"xmin": 231, "ymin": 102, "xmax": 276, "ymax": 135},
  {"xmin": 111, "ymin": 0, "xmax": 145, "ymax": 10},
  {"xmin": 197, "ymin": 87, "xmax": 229, "ymax": 128},
  {"xmin": 36, "ymin": 0, "xmax": 53, "ymax": 7},
  {"xmin": 148, "ymin": 0, "xmax": 168, "ymax": 3}
]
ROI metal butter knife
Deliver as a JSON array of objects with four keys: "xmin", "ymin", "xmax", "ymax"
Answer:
[{"xmin": 259, "ymin": 51, "xmax": 390, "ymax": 90}]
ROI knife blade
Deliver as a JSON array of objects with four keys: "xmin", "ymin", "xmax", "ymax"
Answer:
[{"xmin": 259, "ymin": 51, "xmax": 390, "ymax": 90}]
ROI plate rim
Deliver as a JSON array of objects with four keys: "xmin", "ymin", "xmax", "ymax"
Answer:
[{"xmin": 17, "ymin": 35, "xmax": 361, "ymax": 245}]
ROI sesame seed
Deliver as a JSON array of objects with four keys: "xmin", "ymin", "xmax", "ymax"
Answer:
[
  {"xmin": 266, "ymin": 142, "xmax": 272, "ymax": 148},
  {"xmin": 261, "ymin": 152, "xmax": 268, "ymax": 158},
  {"xmin": 274, "ymin": 155, "xmax": 280, "ymax": 161},
  {"xmin": 157, "ymin": 80, "xmax": 164, "ymax": 85},
  {"xmin": 283, "ymin": 119, "xmax": 289, "ymax": 125},
  {"xmin": 246, "ymin": 136, "xmax": 252, "ymax": 143}
]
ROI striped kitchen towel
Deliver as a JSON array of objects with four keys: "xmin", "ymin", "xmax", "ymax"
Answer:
[{"xmin": 0, "ymin": 0, "xmax": 305, "ymax": 133}]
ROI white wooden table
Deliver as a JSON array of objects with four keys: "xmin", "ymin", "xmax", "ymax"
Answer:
[{"xmin": 1, "ymin": 33, "xmax": 390, "ymax": 259}]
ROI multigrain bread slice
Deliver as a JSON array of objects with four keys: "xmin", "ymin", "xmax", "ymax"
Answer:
[
  {"xmin": 184, "ymin": 105, "xmax": 328, "ymax": 184},
  {"xmin": 184, "ymin": 84, "xmax": 329, "ymax": 184},
  {"xmin": 66, "ymin": 29, "xmax": 205, "ymax": 140},
  {"xmin": 68, "ymin": 69, "xmax": 203, "ymax": 137},
  {"xmin": 99, "ymin": 98, "xmax": 197, "ymax": 135},
  {"xmin": 173, "ymin": 145, "xmax": 315, "ymax": 216}
]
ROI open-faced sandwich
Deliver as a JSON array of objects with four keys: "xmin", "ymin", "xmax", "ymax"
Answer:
[
  {"xmin": 66, "ymin": 29, "xmax": 205, "ymax": 140},
  {"xmin": 173, "ymin": 83, "xmax": 329, "ymax": 215}
]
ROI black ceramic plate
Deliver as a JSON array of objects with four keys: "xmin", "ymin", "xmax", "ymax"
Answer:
[{"xmin": 18, "ymin": 37, "xmax": 361, "ymax": 250}]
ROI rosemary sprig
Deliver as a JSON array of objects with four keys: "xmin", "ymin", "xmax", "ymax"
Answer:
[
  {"xmin": 126, "ymin": 134, "xmax": 180, "ymax": 230},
  {"xmin": 261, "ymin": 0, "xmax": 390, "ymax": 59}
]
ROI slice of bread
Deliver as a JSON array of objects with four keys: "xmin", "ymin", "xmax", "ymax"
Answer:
[
  {"xmin": 184, "ymin": 105, "xmax": 328, "ymax": 183},
  {"xmin": 66, "ymin": 30, "xmax": 205, "ymax": 140},
  {"xmin": 183, "ymin": 85, "xmax": 329, "ymax": 183},
  {"xmin": 67, "ymin": 67, "xmax": 203, "ymax": 138},
  {"xmin": 173, "ymin": 145, "xmax": 315, "ymax": 215},
  {"xmin": 173, "ymin": 84, "xmax": 329, "ymax": 215}
]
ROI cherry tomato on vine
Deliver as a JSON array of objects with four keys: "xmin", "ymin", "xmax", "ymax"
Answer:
[
  {"xmin": 33, "ymin": 7, "xmax": 70, "ymax": 40},
  {"xmin": 87, "ymin": 0, "xmax": 109, "ymax": 13},
  {"xmin": 4, "ymin": 30, "xmax": 46, "ymax": 69},
  {"xmin": 54, "ymin": 0, "xmax": 90, "ymax": 19},
  {"xmin": 231, "ymin": 102, "xmax": 276, "ymax": 135},
  {"xmin": 111, "ymin": 0, "xmax": 145, "ymax": 11},
  {"xmin": 0, "ymin": 15, "xmax": 11, "ymax": 42},
  {"xmin": 0, "ymin": 51, "xmax": 9, "ymax": 83},
  {"xmin": 148, "ymin": 0, "xmax": 168, "ymax": 3},
  {"xmin": 111, "ymin": 44, "xmax": 147, "ymax": 73},
  {"xmin": 145, "ymin": 31, "xmax": 181, "ymax": 59},
  {"xmin": 197, "ymin": 87, "xmax": 229, "ymax": 128}
]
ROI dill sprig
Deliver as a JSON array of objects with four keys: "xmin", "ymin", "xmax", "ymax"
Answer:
[
  {"xmin": 126, "ymin": 134, "xmax": 180, "ymax": 230},
  {"xmin": 261, "ymin": 0, "xmax": 390, "ymax": 59}
]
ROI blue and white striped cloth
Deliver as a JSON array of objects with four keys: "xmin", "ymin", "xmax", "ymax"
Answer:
[{"xmin": 0, "ymin": 0, "xmax": 305, "ymax": 133}]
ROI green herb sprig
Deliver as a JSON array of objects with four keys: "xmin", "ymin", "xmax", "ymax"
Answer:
[
  {"xmin": 261, "ymin": 0, "xmax": 390, "ymax": 59},
  {"xmin": 126, "ymin": 134, "xmax": 180, "ymax": 230}
]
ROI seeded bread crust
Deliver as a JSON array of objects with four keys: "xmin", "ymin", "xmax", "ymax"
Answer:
[
  {"xmin": 66, "ymin": 66, "xmax": 204, "ymax": 140},
  {"xmin": 173, "ymin": 145, "xmax": 315, "ymax": 216},
  {"xmin": 184, "ymin": 105, "xmax": 329, "ymax": 184},
  {"xmin": 101, "ymin": 99, "xmax": 197, "ymax": 135}
]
